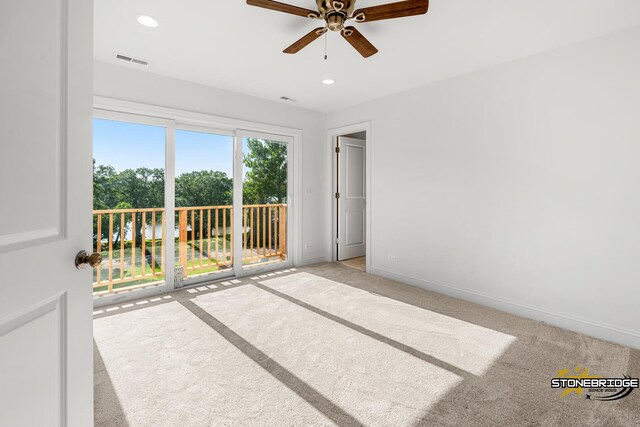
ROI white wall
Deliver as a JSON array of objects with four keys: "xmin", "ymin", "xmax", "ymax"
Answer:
[
  {"xmin": 328, "ymin": 27, "xmax": 640, "ymax": 348},
  {"xmin": 94, "ymin": 61, "xmax": 330, "ymax": 264}
]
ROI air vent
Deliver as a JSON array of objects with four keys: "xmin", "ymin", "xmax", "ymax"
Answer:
[
  {"xmin": 280, "ymin": 96, "xmax": 298, "ymax": 103},
  {"xmin": 115, "ymin": 54, "xmax": 148, "ymax": 66}
]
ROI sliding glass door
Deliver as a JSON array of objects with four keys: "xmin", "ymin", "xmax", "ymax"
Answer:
[
  {"xmin": 174, "ymin": 127, "xmax": 235, "ymax": 286},
  {"xmin": 92, "ymin": 114, "xmax": 294, "ymax": 299},
  {"xmin": 237, "ymin": 133, "xmax": 292, "ymax": 273},
  {"xmin": 92, "ymin": 114, "xmax": 172, "ymax": 297}
]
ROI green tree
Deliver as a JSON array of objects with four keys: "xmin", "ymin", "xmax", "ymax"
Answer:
[
  {"xmin": 112, "ymin": 201, "xmax": 132, "ymax": 245},
  {"xmin": 93, "ymin": 160, "xmax": 118, "ymax": 210},
  {"xmin": 242, "ymin": 138, "xmax": 287, "ymax": 204},
  {"xmin": 175, "ymin": 170, "xmax": 233, "ymax": 241},
  {"xmin": 175, "ymin": 170, "xmax": 232, "ymax": 207},
  {"xmin": 114, "ymin": 167, "xmax": 165, "ymax": 209},
  {"xmin": 93, "ymin": 140, "xmax": 289, "ymax": 251},
  {"xmin": 113, "ymin": 167, "xmax": 164, "ymax": 247},
  {"xmin": 242, "ymin": 139, "xmax": 288, "ymax": 250},
  {"xmin": 93, "ymin": 161, "xmax": 119, "ymax": 245},
  {"xmin": 92, "ymin": 162, "xmax": 165, "ymax": 247}
]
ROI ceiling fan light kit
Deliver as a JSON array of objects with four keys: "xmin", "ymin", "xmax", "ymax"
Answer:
[{"xmin": 246, "ymin": 0, "xmax": 429, "ymax": 58}]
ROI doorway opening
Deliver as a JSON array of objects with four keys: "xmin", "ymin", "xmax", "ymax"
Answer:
[{"xmin": 335, "ymin": 131, "xmax": 367, "ymax": 271}]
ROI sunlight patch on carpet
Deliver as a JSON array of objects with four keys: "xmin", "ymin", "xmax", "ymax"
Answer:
[
  {"xmin": 93, "ymin": 301, "xmax": 333, "ymax": 426},
  {"xmin": 193, "ymin": 286, "xmax": 463, "ymax": 426},
  {"xmin": 260, "ymin": 272, "xmax": 516, "ymax": 376}
]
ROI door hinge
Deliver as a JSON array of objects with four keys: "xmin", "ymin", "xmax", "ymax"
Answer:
[
  {"xmin": 335, "ymin": 192, "xmax": 340, "ymax": 199},
  {"xmin": 335, "ymin": 146, "xmax": 340, "ymax": 154},
  {"xmin": 335, "ymin": 238, "xmax": 340, "ymax": 244}
]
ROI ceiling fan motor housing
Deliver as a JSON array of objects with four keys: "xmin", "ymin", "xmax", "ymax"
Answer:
[
  {"xmin": 316, "ymin": 0, "xmax": 356, "ymax": 31},
  {"xmin": 316, "ymin": 0, "xmax": 356, "ymax": 19},
  {"xmin": 326, "ymin": 13, "xmax": 345, "ymax": 31}
]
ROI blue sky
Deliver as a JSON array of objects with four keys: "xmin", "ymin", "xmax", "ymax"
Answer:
[{"xmin": 93, "ymin": 118, "xmax": 238, "ymax": 176}]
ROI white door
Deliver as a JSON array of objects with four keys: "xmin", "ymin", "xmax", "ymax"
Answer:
[
  {"xmin": 0, "ymin": 1, "xmax": 93, "ymax": 426},
  {"xmin": 337, "ymin": 136, "xmax": 366, "ymax": 260}
]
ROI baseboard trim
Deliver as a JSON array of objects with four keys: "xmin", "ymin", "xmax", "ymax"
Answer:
[{"xmin": 370, "ymin": 267, "xmax": 640, "ymax": 350}]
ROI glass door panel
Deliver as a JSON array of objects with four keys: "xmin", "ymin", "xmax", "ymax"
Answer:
[
  {"xmin": 241, "ymin": 136, "xmax": 290, "ymax": 269},
  {"xmin": 93, "ymin": 114, "xmax": 295, "ymax": 298},
  {"xmin": 92, "ymin": 118, "xmax": 166, "ymax": 295},
  {"xmin": 175, "ymin": 129, "xmax": 234, "ymax": 284}
]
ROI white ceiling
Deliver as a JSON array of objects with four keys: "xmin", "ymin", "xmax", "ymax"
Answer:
[{"xmin": 94, "ymin": 0, "xmax": 640, "ymax": 113}]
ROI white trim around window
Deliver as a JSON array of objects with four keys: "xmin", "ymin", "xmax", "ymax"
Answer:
[{"xmin": 92, "ymin": 96, "xmax": 303, "ymax": 307}]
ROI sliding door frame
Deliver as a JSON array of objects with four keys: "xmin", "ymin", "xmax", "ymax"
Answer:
[
  {"xmin": 93, "ymin": 97, "xmax": 302, "ymax": 307},
  {"xmin": 234, "ymin": 130, "xmax": 294, "ymax": 276},
  {"xmin": 173, "ymin": 124, "xmax": 237, "ymax": 287},
  {"xmin": 92, "ymin": 109, "xmax": 176, "ymax": 308}
]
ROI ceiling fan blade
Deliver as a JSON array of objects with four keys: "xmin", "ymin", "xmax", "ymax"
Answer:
[
  {"xmin": 341, "ymin": 26, "xmax": 378, "ymax": 58},
  {"xmin": 284, "ymin": 27, "xmax": 326, "ymax": 54},
  {"xmin": 246, "ymin": 0, "xmax": 320, "ymax": 18},
  {"xmin": 352, "ymin": 0, "xmax": 429, "ymax": 23}
]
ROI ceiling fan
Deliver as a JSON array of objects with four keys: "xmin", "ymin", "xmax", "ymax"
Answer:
[{"xmin": 246, "ymin": 0, "xmax": 429, "ymax": 58}]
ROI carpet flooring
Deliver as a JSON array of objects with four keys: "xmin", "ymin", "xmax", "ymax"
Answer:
[
  {"xmin": 339, "ymin": 257, "xmax": 366, "ymax": 272},
  {"xmin": 94, "ymin": 263, "xmax": 640, "ymax": 426}
]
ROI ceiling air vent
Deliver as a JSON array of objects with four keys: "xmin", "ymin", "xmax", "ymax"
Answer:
[{"xmin": 115, "ymin": 54, "xmax": 148, "ymax": 66}]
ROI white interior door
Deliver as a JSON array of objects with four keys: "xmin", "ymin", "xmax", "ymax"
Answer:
[
  {"xmin": 0, "ymin": 1, "xmax": 93, "ymax": 425},
  {"xmin": 337, "ymin": 136, "xmax": 366, "ymax": 261}
]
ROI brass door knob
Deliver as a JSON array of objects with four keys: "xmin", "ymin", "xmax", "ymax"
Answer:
[{"xmin": 75, "ymin": 250, "xmax": 103, "ymax": 270}]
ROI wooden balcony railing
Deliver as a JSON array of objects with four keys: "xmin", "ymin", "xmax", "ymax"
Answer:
[{"xmin": 92, "ymin": 204, "xmax": 287, "ymax": 295}]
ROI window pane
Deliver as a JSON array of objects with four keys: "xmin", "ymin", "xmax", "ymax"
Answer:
[
  {"xmin": 175, "ymin": 130, "xmax": 234, "ymax": 282},
  {"xmin": 92, "ymin": 118, "xmax": 166, "ymax": 295},
  {"xmin": 242, "ymin": 138, "xmax": 288, "ymax": 268}
]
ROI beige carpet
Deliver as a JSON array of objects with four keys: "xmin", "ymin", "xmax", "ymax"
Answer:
[
  {"xmin": 94, "ymin": 264, "xmax": 640, "ymax": 426},
  {"xmin": 340, "ymin": 257, "xmax": 366, "ymax": 272}
]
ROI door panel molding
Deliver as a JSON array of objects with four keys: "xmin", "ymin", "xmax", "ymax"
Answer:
[
  {"xmin": 0, "ymin": 292, "xmax": 67, "ymax": 426},
  {"xmin": 0, "ymin": 0, "xmax": 68, "ymax": 252},
  {"xmin": 345, "ymin": 144, "xmax": 365, "ymax": 199},
  {"xmin": 345, "ymin": 210, "xmax": 365, "ymax": 246},
  {"xmin": 0, "ymin": 228, "xmax": 62, "ymax": 251}
]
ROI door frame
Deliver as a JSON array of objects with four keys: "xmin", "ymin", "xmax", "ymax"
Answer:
[
  {"xmin": 92, "ymin": 97, "xmax": 302, "ymax": 307},
  {"xmin": 328, "ymin": 122, "xmax": 372, "ymax": 273}
]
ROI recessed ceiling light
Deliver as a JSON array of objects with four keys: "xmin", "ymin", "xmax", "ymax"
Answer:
[
  {"xmin": 322, "ymin": 79, "xmax": 335, "ymax": 85},
  {"xmin": 137, "ymin": 15, "xmax": 159, "ymax": 28}
]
